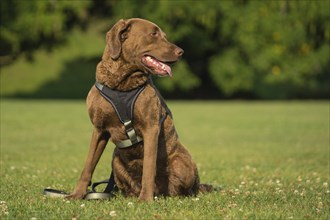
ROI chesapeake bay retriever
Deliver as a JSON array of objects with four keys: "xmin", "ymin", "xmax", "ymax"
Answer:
[{"xmin": 68, "ymin": 18, "xmax": 211, "ymax": 201}]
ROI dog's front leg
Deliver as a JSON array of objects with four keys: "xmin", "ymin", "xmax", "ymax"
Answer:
[
  {"xmin": 68, "ymin": 128, "xmax": 110, "ymax": 199},
  {"xmin": 138, "ymin": 126, "xmax": 159, "ymax": 202}
]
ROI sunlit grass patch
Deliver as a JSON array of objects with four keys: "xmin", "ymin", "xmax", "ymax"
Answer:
[{"xmin": 1, "ymin": 100, "xmax": 329, "ymax": 219}]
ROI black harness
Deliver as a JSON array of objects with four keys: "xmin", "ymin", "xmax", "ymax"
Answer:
[
  {"xmin": 95, "ymin": 82, "xmax": 144, "ymax": 148},
  {"xmin": 95, "ymin": 79, "xmax": 172, "ymax": 148}
]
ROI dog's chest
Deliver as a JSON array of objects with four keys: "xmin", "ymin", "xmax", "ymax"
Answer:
[{"xmin": 94, "ymin": 82, "xmax": 146, "ymax": 148}]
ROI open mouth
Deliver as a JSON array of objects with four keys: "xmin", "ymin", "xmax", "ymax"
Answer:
[{"xmin": 141, "ymin": 55, "xmax": 175, "ymax": 77}]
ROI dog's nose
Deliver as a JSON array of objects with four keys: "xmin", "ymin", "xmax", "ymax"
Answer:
[{"xmin": 175, "ymin": 47, "xmax": 184, "ymax": 57}]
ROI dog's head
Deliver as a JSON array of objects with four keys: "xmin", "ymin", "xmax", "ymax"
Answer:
[{"xmin": 103, "ymin": 18, "xmax": 183, "ymax": 78}]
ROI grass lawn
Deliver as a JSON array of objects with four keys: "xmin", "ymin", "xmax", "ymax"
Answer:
[{"xmin": 0, "ymin": 100, "xmax": 329, "ymax": 219}]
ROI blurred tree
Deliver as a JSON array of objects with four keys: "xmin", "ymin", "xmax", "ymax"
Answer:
[
  {"xmin": 208, "ymin": 0, "xmax": 330, "ymax": 98},
  {"xmin": 1, "ymin": 0, "xmax": 329, "ymax": 99},
  {"xmin": 0, "ymin": 0, "xmax": 90, "ymax": 62}
]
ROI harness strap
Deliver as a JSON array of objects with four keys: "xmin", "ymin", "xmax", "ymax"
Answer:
[
  {"xmin": 95, "ymin": 82, "xmax": 144, "ymax": 148},
  {"xmin": 95, "ymin": 79, "xmax": 172, "ymax": 149}
]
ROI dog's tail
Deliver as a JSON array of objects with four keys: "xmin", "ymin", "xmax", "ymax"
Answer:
[{"xmin": 199, "ymin": 183, "xmax": 218, "ymax": 193}]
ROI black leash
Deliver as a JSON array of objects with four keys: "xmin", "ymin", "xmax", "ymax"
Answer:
[
  {"xmin": 43, "ymin": 172, "xmax": 116, "ymax": 200},
  {"xmin": 90, "ymin": 171, "xmax": 116, "ymax": 194}
]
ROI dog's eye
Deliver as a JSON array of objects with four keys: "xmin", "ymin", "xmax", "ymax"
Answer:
[{"xmin": 150, "ymin": 31, "xmax": 158, "ymax": 37}]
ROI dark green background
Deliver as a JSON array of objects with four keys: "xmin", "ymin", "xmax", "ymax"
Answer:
[{"xmin": 1, "ymin": 0, "xmax": 329, "ymax": 99}]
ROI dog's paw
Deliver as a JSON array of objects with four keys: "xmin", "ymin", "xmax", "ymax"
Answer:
[
  {"xmin": 138, "ymin": 195, "xmax": 153, "ymax": 202},
  {"xmin": 66, "ymin": 191, "xmax": 86, "ymax": 200},
  {"xmin": 138, "ymin": 190, "xmax": 153, "ymax": 202}
]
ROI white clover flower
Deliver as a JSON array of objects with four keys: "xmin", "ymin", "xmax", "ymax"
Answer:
[
  {"xmin": 0, "ymin": 201, "xmax": 9, "ymax": 216},
  {"xmin": 110, "ymin": 211, "xmax": 117, "ymax": 217}
]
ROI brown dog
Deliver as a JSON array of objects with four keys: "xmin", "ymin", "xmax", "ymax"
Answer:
[{"xmin": 68, "ymin": 18, "xmax": 209, "ymax": 201}]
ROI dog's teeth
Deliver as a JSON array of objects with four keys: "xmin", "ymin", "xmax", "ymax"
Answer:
[{"xmin": 146, "ymin": 56, "xmax": 152, "ymax": 61}]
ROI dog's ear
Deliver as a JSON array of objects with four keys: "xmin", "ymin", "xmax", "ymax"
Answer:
[{"xmin": 104, "ymin": 19, "xmax": 131, "ymax": 60}]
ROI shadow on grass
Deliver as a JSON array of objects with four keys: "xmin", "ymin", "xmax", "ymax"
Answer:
[{"xmin": 5, "ymin": 56, "xmax": 99, "ymax": 99}]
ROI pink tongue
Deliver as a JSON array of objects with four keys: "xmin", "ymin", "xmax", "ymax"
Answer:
[
  {"xmin": 162, "ymin": 63, "xmax": 172, "ymax": 77},
  {"xmin": 145, "ymin": 56, "xmax": 172, "ymax": 77}
]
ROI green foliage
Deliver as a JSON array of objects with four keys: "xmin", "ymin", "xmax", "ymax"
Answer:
[
  {"xmin": 0, "ymin": 0, "xmax": 90, "ymax": 56},
  {"xmin": 208, "ymin": 1, "xmax": 330, "ymax": 98},
  {"xmin": 0, "ymin": 28, "xmax": 104, "ymax": 99},
  {"xmin": 1, "ymin": 100, "xmax": 329, "ymax": 219},
  {"xmin": 1, "ymin": 0, "xmax": 329, "ymax": 99},
  {"xmin": 210, "ymin": 48, "xmax": 254, "ymax": 95}
]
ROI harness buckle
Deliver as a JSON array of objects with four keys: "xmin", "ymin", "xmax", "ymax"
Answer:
[
  {"xmin": 124, "ymin": 121, "xmax": 134, "ymax": 132},
  {"xmin": 124, "ymin": 120, "xmax": 138, "ymax": 144}
]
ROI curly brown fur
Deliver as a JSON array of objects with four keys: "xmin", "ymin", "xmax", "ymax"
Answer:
[{"xmin": 68, "ymin": 18, "xmax": 211, "ymax": 202}]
